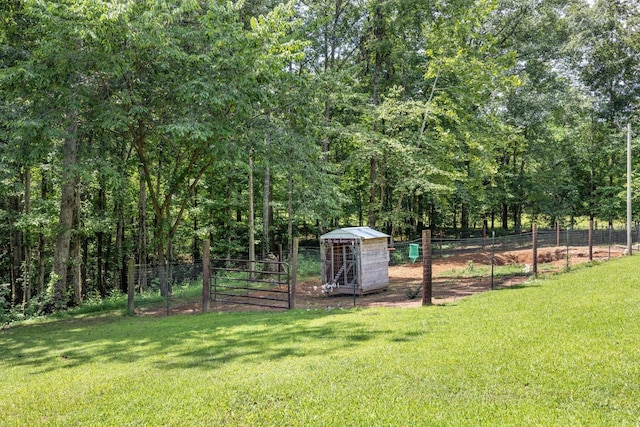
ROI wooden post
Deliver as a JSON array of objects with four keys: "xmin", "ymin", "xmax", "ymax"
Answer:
[
  {"xmin": 421, "ymin": 229, "xmax": 432, "ymax": 306},
  {"xmin": 490, "ymin": 231, "xmax": 495, "ymax": 290},
  {"xmin": 127, "ymin": 257, "xmax": 135, "ymax": 315},
  {"xmin": 556, "ymin": 220, "xmax": 560, "ymax": 247},
  {"xmin": 627, "ymin": 122, "xmax": 632, "ymax": 255},
  {"xmin": 290, "ymin": 238, "xmax": 298, "ymax": 309},
  {"xmin": 532, "ymin": 223, "xmax": 537, "ymax": 277},
  {"xmin": 588, "ymin": 220, "xmax": 593, "ymax": 262},
  {"xmin": 566, "ymin": 228, "xmax": 570, "ymax": 270},
  {"xmin": 202, "ymin": 238, "xmax": 210, "ymax": 312}
]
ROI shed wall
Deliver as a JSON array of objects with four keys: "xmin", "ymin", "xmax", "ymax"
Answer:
[{"xmin": 359, "ymin": 238, "xmax": 389, "ymax": 292}]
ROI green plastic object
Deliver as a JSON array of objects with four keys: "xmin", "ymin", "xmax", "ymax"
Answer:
[{"xmin": 409, "ymin": 243, "xmax": 419, "ymax": 263}]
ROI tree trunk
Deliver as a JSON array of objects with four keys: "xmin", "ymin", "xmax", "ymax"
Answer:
[
  {"xmin": 97, "ymin": 184, "xmax": 106, "ymax": 297},
  {"xmin": 367, "ymin": 3, "xmax": 385, "ymax": 230},
  {"xmin": 501, "ymin": 203, "xmax": 508, "ymax": 230},
  {"xmin": 69, "ymin": 187, "xmax": 82, "ymax": 305},
  {"xmin": 81, "ymin": 234, "xmax": 88, "ymax": 298},
  {"xmin": 52, "ymin": 130, "xmax": 79, "ymax": 309},
  {"xmin": 248, "ymin": 153, "xmax": 256, "ymax": 277},
  {"xmin": 37, "ymin": 172, "xmax": 48, "ymax": 297},
  {"xmin": 8, "ymin": 194, "xmax": 21, "ymax": 306},
  {"xmin": 154, "ymin": 215, "xmax": 168, "ymax": 297},
  {"xmin": 138, "ymin": 165, "xmax": 147, "ymax": 294},
  {"xmin": 390, "ymin": 190, "xmax": 405, "ymax": 247},
  {"xmin": 368, "ymin": 157, "xmax": 377, "ymax": 228},
  {"xmin": 114, "ymin": 196, "xmax": 125, "ymax": 293},
  {"xmin": 192, "ymin": 194, "xmax": 200, "ymax": 263},
  {"xmin": 22, "ymin": 168, "xmax": 32, "ymax": 306},
  {"xmin": 262, "ymin": 163, "xmax": 273, "ymax": 258},
  {"xmin": 461, "ymin": 203, "xmax": 469, "ymax": 230},
  {"xmin": 287, "ymin": 173, "xmax": 293, "ymax": 258},
  {"xmin": 226, "ymin": 174, "xmax": 232, "ymax": 261}
]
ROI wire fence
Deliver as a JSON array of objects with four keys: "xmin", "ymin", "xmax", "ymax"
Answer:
[
  {"xmin": 130, "ymin": 256, "xmax": 293, "ymax": 314},
  {"xmin": 128, "ymin": 227, "xmax": 638, "ymax": 313},
  {"xmin": 389, "ymin": 228, "xmax": 639, "ymax": 266}
]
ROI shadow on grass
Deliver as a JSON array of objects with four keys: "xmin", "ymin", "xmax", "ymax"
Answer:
[
  {"xmin": 493, "ymin": 282, "xmax": 541, "ymax": 292},
  {"xmin": 1, "ymin": 308, "xmax": 397, "ymax": 374}
]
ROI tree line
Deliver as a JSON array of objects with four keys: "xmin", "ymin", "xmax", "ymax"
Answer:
[{"xmin": 1, "ymin": 0, "xmax": 638, "ymax": 313}]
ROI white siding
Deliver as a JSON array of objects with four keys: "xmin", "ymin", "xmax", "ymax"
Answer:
[{"xmin": 360, "ymin": 238, "xmax": 389, "ymax": 292}]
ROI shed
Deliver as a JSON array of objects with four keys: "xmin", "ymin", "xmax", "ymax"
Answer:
[{"xmin": 320, "ymin": 226, "xmax": 390, "ymax": 295}]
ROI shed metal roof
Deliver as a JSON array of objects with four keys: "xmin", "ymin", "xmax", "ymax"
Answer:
[{"xmin": 320, "ymin": 226, "xmax": 390, "ymax": 240}]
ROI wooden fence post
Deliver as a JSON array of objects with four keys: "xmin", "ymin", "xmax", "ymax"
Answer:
[
  {"xmin": 127, "ymin": 257, "xmax": 135, "ymax": 315},
  {"xmin": 290, "ymin": 238, "xmax": 298, "ymax": 309},
  {"xmin": 422, "ymin": 229, "xmax": 432, "ymax": 306},
  {"xmin": 532, "ymin": 223, "xmax": 537, "ymax": 277},
  {"xmin": 556, "ymin": 220, "xmax": 560, "ymax": 247},
  {"xmin": 202, "ymin": 239, "xmax": 210, "ymax": 313},
  {"xmin": 588, "ymin": 220, "xmax": 593, "ymax": 262},
  {"xmin": 491, "ymin": 231, "xmax": 495, "ymax": 290}
]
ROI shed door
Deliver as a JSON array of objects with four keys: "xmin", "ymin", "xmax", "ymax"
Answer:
[{"xmin": 323, "ymin": 242, "xmax": 358, "ymax": 289}]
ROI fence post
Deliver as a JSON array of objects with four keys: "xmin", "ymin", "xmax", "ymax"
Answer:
[
  {"xmin": 556, "ymin": 220, "xmax": 560, "ymax": 247},
  {"xmin": 491, "ymin": 231, "xmax": 495, "ymax": 290},
  {"xmin": 290, "ymin": 237, "xmax": 298, "ymax": 309},
  {"xmin": 422, "ymin": 229, "xmax": 432, "ymax": 306},
  {"xmin": 588, "ymin": 220, "xmax": 593, "ymax": 262},
  {"xmin": 532, "ymin": 223, "xmax": 537, "ymax": 277},
  {"xmin": 566, "ymin": 228, "xmax": 570, "ymax": 270},
  {"xmin": 202, "ymin": 239, "xmax": 210, "ymax": 313},
  {"xmin": 608, "ymin": 225, "xmax": 612, "ymax": 259},
  {"xmin": 127, "ymin": 257, "xmax": 135, "ymax": 315}
]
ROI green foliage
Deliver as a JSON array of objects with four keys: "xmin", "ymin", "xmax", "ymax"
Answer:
[
  {"xmin": 2, "ymin": 0, "xmax": 640, "ymax": 317},
  {"xmin": 295, "ymin": 251, "xmax": 321, "ymax": 279}
]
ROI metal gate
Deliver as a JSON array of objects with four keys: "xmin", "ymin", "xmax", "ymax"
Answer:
[{"xmin": 210, "ymin": 258, "xmax": 290, "ymax": 309}]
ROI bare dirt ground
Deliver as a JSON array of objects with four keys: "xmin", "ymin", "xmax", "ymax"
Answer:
[
  {"xmin": 296, "ymin": 246, "xmax": 624, "ymax": 310},
  {"xmin": 140, "ymin": 246, "xmax": 624, "ymax": 315}
]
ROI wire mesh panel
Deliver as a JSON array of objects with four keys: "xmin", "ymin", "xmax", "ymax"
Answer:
[
  {"xmin": 134, "ymin": 261, "xmax": 203, "ymax": 295},
  {"xmin": 321, "ymin": 242, "xmax": 359, "ymax": 292},
  {"xmin": 389, "ymin": 227, "xmax": 639, "ymax": 266},
  {"xmin": 211, "ymin": 258, "xmax": 290, "ymax": 309}
]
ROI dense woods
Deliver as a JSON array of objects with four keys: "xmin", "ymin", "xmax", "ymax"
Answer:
[{"xmin": 1, "ymin": 0, "xmax": 639, "ymax": 314}]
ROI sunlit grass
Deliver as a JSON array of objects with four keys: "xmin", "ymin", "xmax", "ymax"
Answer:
[{"xmin": 2, "ymin": 256, "xmax": 640, "ymax": 425}]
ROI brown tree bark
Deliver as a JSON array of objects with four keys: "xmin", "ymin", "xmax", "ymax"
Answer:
[
  {"xmin": 262, "ymin": 163, "xmax": 272, "ymax": 258},
  {"xmin": 137, "ymin": 165, "xmax": 147, "ymax": 294},
  {"xmin": 22, "ymin": 167, "xmax": 32, "ymax": 306},
  {"xmin": 52, "ymin": 129, "xmax": 79, "ymax": 309}
]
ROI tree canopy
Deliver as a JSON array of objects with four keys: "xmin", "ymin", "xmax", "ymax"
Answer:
[{"xmin": 1, "ymin": 0, "xmax": 639, "ymax": 312}]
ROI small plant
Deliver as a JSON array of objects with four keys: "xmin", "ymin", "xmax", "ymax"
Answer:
[
  {"xmin": 405, "ymin": 285, "xmax": 422, "ymax": 300},
  {"xmin": 465, "ymin": 260, "xmax": 474, "ymax": 272}
]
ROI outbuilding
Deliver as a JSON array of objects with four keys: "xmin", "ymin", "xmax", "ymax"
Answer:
[{"xmin": 320, "ymin": 226, "xmax": 390, "ymax": 295}]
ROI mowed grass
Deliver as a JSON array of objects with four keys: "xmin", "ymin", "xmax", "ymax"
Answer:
[{"xmin": 2, "ymin": 257, "xmax": 640, "ymax": 425}]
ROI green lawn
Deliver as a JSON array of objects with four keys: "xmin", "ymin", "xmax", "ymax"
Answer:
[{"xmin": 2, "ymin": 256, "xmax": 640, "ymax": 426}]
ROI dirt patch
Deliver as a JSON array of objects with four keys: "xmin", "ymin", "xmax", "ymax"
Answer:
[{"xmin": 138, "ymin": 246, "xmax": 625, "ymax": 315}]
